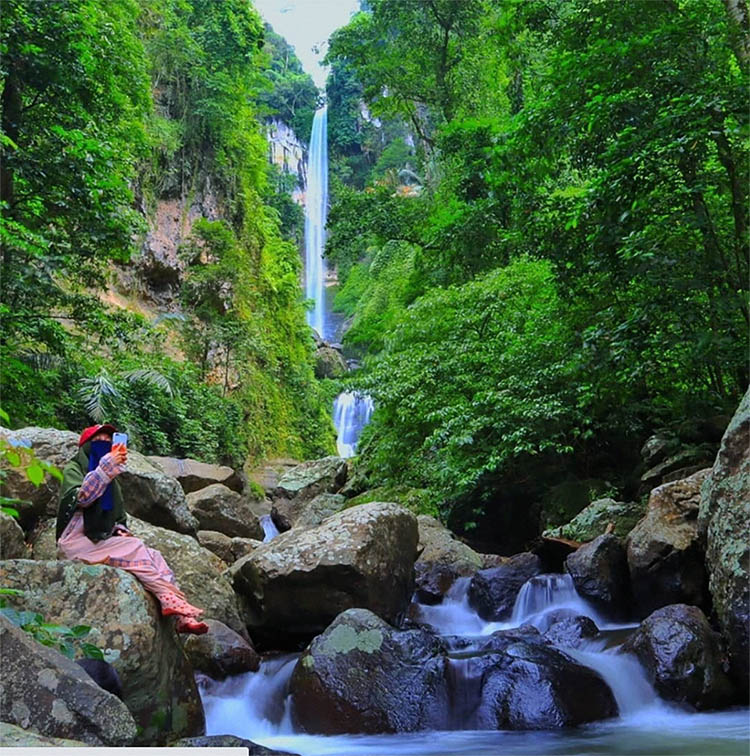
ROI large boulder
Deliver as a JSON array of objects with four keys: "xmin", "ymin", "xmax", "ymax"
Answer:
[
  {"xmin": 272, "ymin": 492, "xmax": 348, "ymax": 531},
  {"xmin": 0, "ymin": 722, "xmax": 89, "ymax": 747},
  {"xmin": 543, "ymin": 615, "xmax": 599, "ymax": 650},
  {"xmin": 0, "ymin": 511, "xmax": 27, "ymax": 559},
  {"xmin": 565, "ymin": 534, "xmax": 631, "ymax": 618},
  {"xmin": 414, "ymin": 515, "xmax": 483, "ymax": 603},
  {"xmin": 0, "ymin": 614, "xmax": 137, "ymax": 745},
  {"xmin": 314, "ymin": 346, "xmax": 348, "ymax": 379},
  {"xmin": 471, "ymin": 630, "xmax": 617, "ymax": 729},
  {"xmin": 622, "ymin": 604, "xmax": 735, "ymax": 710},
  {"xmin": 183, "ymin": 620, "xmax": 260, "ymax": 680},
  {"xmin": 290, "ymin": 609, "xmax": 449, "ymax": 734},
  {"xmin": 543, "ymin": 498, "xmax": 646, "ymax": 542},
  {"xmin": 698, "ymin": 388, "xmax": 750, "ymax": 696},
  {"xmin": 173, "ymin": 734, "xmax": 300, "ymax": 755},
  {"xmin": 467, "ymin": 553, "xmax": 543, "ymax": 621},
  {"xmin": 186, "ymin": 484, "xmax": 262, "ymax": 539},
  {"xmin": 626, "ymin": 469, "xmax": 711, "ymax": 617},
  {"xmin": 118, "ymin": 451, "xmax": 198, "ymax": 535},
  {"xmin": 0, "ymin": 427, "xmax": 79, "ymax": 529},
  {"xmin": 196, "ymin": 530, "xmax": 234, "ymax": 563},
  {"xmin": 126, "ymin": 517, "xmax": 245, "ymax": 637},
  {"xmin": 640, "ymin": 446, "xmax": 716, "ymax": 492},
  {"xmin": 231, "ymin": 502, "xmax": 418, "ymax": 645},
  {"xmin": 0, "ymin": 560, "xmax": 204, "ymax": 744},
  {"xmin": 273, "ymin": 456, "xmax": 347, "ymax": 504},
  {"xmin": 147, "ymin": 456, "xmax": 243, "ymax": 494},
  {"xmin": 246, "ymin": 457, "xmax": 300, "ymax": 495}
]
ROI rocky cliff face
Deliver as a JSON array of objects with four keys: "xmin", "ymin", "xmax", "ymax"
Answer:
[{"xmin": 266, "ymin": 118, "xmax": 307, "ymax": 203}]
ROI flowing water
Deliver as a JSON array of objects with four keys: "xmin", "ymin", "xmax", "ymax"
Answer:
[
  {"xmin": 305, "ymin": 106, "xmax": 328, "ymax": 339},
  {"xmin": 259, "ymin": 514, "xmax": 280, "ymax": 542},
  {"xmin": 198, "ymin": 574, "xmax": 749, "ymax": 755},
  {"xmin": 333, "ymin": 391, "xmax": 374, "ymax": 458}
]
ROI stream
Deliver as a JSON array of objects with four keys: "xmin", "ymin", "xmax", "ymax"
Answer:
[{"xmin": 197, "ymin": 575, "xmax": 749, "ymax": 755}]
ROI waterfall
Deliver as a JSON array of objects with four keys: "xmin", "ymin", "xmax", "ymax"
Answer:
[
  {"xmin": 305, "ymin": 106, "xmax": 328, "ymax": 339},
  {"xmin": 333, "ymin": 391, "xmax": 374, "ymax": 458},
  {"xmin": 260, "ymin": 514, "xmax": 280, "ymax": 542}
]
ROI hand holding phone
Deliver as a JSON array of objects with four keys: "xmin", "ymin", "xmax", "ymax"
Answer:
[{"xmin": 111, "ymin": 432, "xmax": 128, "ymax": 465}]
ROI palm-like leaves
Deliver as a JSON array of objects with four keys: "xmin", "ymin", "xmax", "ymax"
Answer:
[{"xmin": 77, "ymin": 368, "xmax": 173, "ymax": 422}]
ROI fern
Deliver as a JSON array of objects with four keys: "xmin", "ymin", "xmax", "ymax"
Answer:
[{"xmin": 76, "ymin": 371, "xmax": 119, "ymax": 422}]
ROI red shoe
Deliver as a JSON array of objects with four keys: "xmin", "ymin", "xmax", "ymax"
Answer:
[{"xmin": 175, "ymin": 616, "xmax": 209, "ymax": 635}]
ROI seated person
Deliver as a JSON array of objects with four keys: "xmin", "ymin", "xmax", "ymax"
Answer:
[{"xmin": 56, "ymin": 424, "xmax": 208, "ymax": 635}]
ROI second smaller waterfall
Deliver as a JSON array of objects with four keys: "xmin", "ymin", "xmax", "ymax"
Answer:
[{"xmin": 333, "ymin": 391, "xmax": 374, "ymax": 458}]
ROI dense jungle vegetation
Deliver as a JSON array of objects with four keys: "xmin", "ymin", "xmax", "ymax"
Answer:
[
  {"xmin": 0, "ymin": 0, "xmax": 333, "ymax": 465},
  {"xmin": 325, "ymin": 0, "xmax": 749, "ymax": 533}
]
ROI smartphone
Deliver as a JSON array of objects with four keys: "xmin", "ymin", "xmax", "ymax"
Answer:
[{"xmin": 112, "ymin": 432, "xmax": 128, "ymax": 448}]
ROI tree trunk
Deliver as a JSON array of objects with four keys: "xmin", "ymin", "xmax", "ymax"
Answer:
[{"xmin": 722, "ymin": 0, "xmax": 750, "ymax": 71}]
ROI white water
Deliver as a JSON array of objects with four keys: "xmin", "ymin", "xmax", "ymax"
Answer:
[
  {"xmin": 333, "ymin": 391, "xmax": 374, "ymax": 458},
  {"xmin": 199, "ymin": 573, "xmax": 749, "ymax": 755},
  {"xmin": 259, "ymin": 514, "xmax": 280, "ymax": 542},
  {"xmin": 305, "ymin": 106, "xmax": 328, "ymax": 338}
]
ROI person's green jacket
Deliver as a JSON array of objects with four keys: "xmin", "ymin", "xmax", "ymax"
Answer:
[{"xmin": 56, "ymin": 442, "xmax": 127, "ymax": 542}]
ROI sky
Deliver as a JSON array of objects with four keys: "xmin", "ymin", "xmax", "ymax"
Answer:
[{"xmin": 254, "ymin": 0, "xmax": 360, "ymax": 88}]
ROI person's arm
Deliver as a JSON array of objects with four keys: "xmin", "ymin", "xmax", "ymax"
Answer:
[{"xmin": 77, "ymin": 454, "xmax": 124, "ymax": 507}]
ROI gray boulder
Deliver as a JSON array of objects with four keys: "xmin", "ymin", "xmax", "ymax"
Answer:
[
  {"xmin": 640, "ymin": 447, "xmax": 715, "ymax": 492},
  {"xmin": 186, "ymin": 483, "xmax": 262, "ymax": 539},
  {"xmin": 231, "ymin": 502, "xmax": 418, "ymax": 645},
  {"xmin": 246, "ymin": 457, "xmax": 300, "ymax": 495},
  {"xmin": 314, "ymin": 346, "xmax": 348, "ymax": 379},
  {"xmin": 543, "ymin": 615, "xmax": 599, "ymax": 649},
  {"xmin": 414, "ymin": 515, "xmax": 483, "ymax": 603},
  {"xmin": 566, "ymin": 534, "xmax": 631, "ymax": 618},
  {"xmin": 183, "ymin": 619, "xmax": 260, "ymax": 680},
  {"xmin": 0, "ymin": 614, "xmax": 137, "ymax": 745},
  {"xmin": 468, "ymin": 553, "xmax": 543, "ymax": 621},
  {"xmin": 0, "ymin": 721, "xmax": 89, "ymax": 747},
  {"xmin": 272, "ymin": 492, "xmax": 348, "ymax": 531},
  {"xmin": 0, "ymin": 511, "xmax": 27, "ymax": 559},
  {"xmin": 622, "ymin": 604, "xmax": 735, "ymax": 709},
  {"xmin": 127, "ymin": 517, "xmax": 245, "ymax": 637},
  {"xmin": 147, "ymin": 455, "xmax": 243, "ymax": 494},
  {"xmin": 698, "ymin": 388, "xmax": 750, "ymax": 696},
  {"xmin": 118, "ymin": 451, "xmax": 198, "ymax": 535},
  {"xmin": 544, "ymin": 498, "xmax": 646, "ymax": 542},
  {"xmin": 0, "ymin": 427, "xmax": 79, "ymax": 529},
  {"xmin": 196, "ymin": 530, "xmax": 234, "ymax": 563},
  {"xmin": 627, "ymin": 469, "xmax": 711, "ymax": 617},
  {"xmin": 274, "ymin": 456, "xmax": 347, "ymax": 504},
  {"xmin": 0, "ymin": 560, "xmax": 203, "ymax": 744},
  {"xmin": 232, "ymin": 536, "xmax": 262, "ymax": 561},
  {"xmin": 290, "ymin": 608, "xmax": 449, "ymax": 734}
]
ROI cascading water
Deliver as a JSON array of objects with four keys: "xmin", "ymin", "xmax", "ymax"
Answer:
[
  {"xmin": 333, "ymin": 391, "xmax": 374, "ymax": 458},
  {"xmin": 259, "ymin": 514, "xmax": 280, "ymax": 542},
  {"xmin": 305, "ymin": 106, "xmax": 328, "ymax": 339},
  {"xmin": 198, "ymin": 571, "xmax": 749, "ymax": 755}
]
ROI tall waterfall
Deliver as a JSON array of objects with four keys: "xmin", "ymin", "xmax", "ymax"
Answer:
[
  {"xmin": 333, "ymin": 391, "xmax": 374, "ymax": 458},
  {"xmin": 304, "ymin": 106, "xmax": 328, "ymax": 338}
]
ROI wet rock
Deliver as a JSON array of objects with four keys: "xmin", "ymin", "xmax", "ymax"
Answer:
[
  {"xmin": 414, "ymin": 515, "xmax": 483, "ymax": 603},
  {"xmin": 622, "ymin": 604, "xmax": 735, "ymax": 709},
  {"xmin": 468, "ymin": 553, "xmax": 543, "ymax": 621},
  {"xmin": 273, "ymin": 456, "xmax": 347, "ymax": 504},
  {"xmin": 186, "ymin": 483, "xmax": 262, "ymax": 539},
  {"xmin": 0, "ymin": 721, "xmax": 89, "ymax": 747},
  {"xmin": 627, "ymin": 469, "xmax": 711, "ymax": 617},
  {"xmin": 565, "ymin": 534, "xmax": 631, "ymax": 618},
  {"xmin": 173, "ymin": 734, "xmax": 300, "ymax": 754},
  {"xmin": 543, "ymin": 498, "xmax": 646, "ymax": 542},
  {"xmin": 118, "ymin": 451, "xmax": 198, "ymax": 535},
  {"xmin": 0, "ymin": 560, "xmax": 203, "ymax": 744},
  {"xmin": 474, "ymin": 631, "xmax": 618, "ymax": 729},
  {"xmin": 0, "ymin": 427, "xmax": 79, "ymax": 529},
  {"xmin": 0, "ymin": 614, "xmax": 137, "ymax": 745},
  {"xmin": 543, "ymin": 615, "xmax": 599, "ymax": 649},
  {"xmin": 0, "ymin": 511, "xmax": 27, "ymax": 558},
  {"xmin": 127, "ymin": 517, "xmax": 245, "ymax": 637},
  {"xmin": 273, "ymin": 492, "xmax": 348, "ymax": 531},
  {"xmin": 183, "ymin": 620, "xmax": 260, "ymax": 680},
  {"xmin": 231, "ymin": 502, "xmax": 418, "ymax": 646},
  {"xmin": 698, "ymin": 388, "xmax": 750, "ymax": 696},
  {"xmin": 147, "ymin": 455, "xmax": 243, "ymax": 494},
  {"xmin": 197, "ymin": 530, "xmax": 234, "ymax": 563},
  {"xmin": 290, "ymin": 608, "xmax": 449, "ymax": 734},
  {"xmin": 314, "ymin": 346, "xmax": 348, "ymax": 379}
]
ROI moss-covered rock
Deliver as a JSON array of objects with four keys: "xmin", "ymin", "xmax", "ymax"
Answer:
[
  {"xmin": 698, "ymin": 388, "xmax": 750, "ymax": 696},
  {"xmin": 543, "ymin": 498, "xmax": 646, "ymax": 542},
  {"xmin": 0, "ymin": 721, "xmax": 89, "ymax": 747},
  {"xmin": 0, "ymin": 560, "xmax": 204, "ymax": 744}
]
